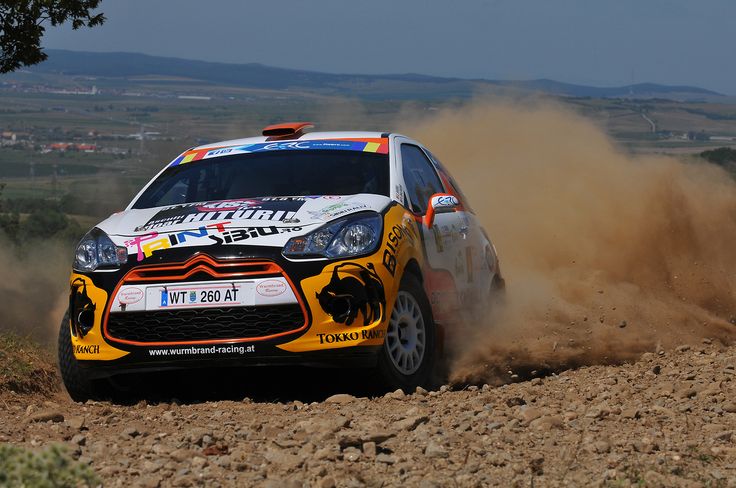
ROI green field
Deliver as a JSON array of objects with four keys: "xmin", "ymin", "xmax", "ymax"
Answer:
[{"xmin": 1, "ymin": 85, "xmax": 735, "ymax": 237}]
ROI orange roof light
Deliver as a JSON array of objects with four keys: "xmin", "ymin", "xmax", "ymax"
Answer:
[{"xmin": 262, "ymin": 122, "xmax": 314, "ymax": 140}]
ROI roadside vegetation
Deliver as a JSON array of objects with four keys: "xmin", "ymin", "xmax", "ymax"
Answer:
[
  {"xmin": 0, "ymin": 444, "xmax": 98, "ymax": 487},
  {"xmin": 0, "ymin": 332, "xmax": 57, "ymax": 395},
  {"xmin": 700, "ymin": 146, "xmax": 736, "ymax": 174},
  {"xmin": 0, "ymin": 197, "xmax": 84, "ymax": 248}
]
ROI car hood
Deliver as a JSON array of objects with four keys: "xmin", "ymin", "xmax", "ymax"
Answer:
[{"xmin": 99, "ymin": 194, "xmax": 392, "ymax": 257}]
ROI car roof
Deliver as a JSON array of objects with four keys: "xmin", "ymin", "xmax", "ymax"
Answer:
[{"xmin": 192, "ymin": 131, "xmax": 391, "ymax": 151}]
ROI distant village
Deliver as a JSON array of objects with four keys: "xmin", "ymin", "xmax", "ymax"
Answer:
[{"xmin": 0, "ymin": 126, "xmax": 169, "ymax": 156}]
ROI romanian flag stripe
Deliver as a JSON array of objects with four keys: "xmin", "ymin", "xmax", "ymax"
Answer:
[
  {"xmin": 181, "ymin": 153, "xmax": 197, "ymax": 164},
  {"xmin": 363, "ymin": 142, "xmax": 380, "ymax": 153}
]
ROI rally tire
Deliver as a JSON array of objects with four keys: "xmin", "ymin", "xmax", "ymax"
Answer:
[
  {"xmin": 58, "ymin": 310, "xmax": 109, "ymax": 402},
  {"xmin": 377, "ymin": 273, "xmax": 436, "ymax": 392}
]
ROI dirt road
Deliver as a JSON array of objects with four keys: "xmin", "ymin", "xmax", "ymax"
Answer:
[{"xmin": 1, "ymin": 341, "xmax": 735, "ymax": 487}]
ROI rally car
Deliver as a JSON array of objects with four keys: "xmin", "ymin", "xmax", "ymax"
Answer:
[{"xmin": 59, "ymin": 122, "xmax": 503, "ymax": 401}]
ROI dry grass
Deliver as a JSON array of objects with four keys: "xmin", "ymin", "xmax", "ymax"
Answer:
[{"xmin": 0, "ymin": 333, "xmax": 58, "ymax": 395}]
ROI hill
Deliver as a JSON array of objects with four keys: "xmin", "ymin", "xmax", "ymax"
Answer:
[{"xmin": 19, "ymin": 49, "xmax": 723, "ymax": 101}]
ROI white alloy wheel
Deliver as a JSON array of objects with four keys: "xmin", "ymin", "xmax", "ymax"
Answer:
[{"xmin": 385, "ymin": 291, "xmax": 426, "ymax": 375}]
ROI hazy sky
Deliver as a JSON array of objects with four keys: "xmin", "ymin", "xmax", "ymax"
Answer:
[{"xmin": 43, "ymin": 0, "xmax": 736, "ymax": 94}]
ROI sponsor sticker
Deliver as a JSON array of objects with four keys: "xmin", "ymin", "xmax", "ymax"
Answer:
[
  {"xmin": 148, "ymin": 344, "xmax": 255, "ymax": 356},
  {"xmin": 256, "ymin": 280, "xmax": 287, "ymax": 297},
  {"xmin": 308, "ymin": 201, "xmax": 368, "ymax": 221},
  {"xmin": 136, "ymin": 198, "xmax": 304, "ymax": 232},
  {"xmin": 169, "ymin": 139, "xmax": 389, "ymax": 167},
  {"xmin": 74, "ymin": 344, "xmax": 100, "ymax": 354},
  {"xmin": 316, "ymin": 329, "xmax": 385, "ymax": 344},
  {"xmin": 382, "ymin": 221, "xmax": 416, "ymax": 276},
  {"xmin": 433, "ymin": 195, "xmax": 459, "ymax": 208},
  {"xmin": 118, "ymin": 287, "xmax": 144, "ymax": 305}
]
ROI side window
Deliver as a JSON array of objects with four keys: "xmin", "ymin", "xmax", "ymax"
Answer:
[
  {"xmin": 401, "ymin": 144, "xmax": 445, "ymax": 214},
  {"xmin": 426, "ymin": 150, "xmax": 471, "ymax": 209}
]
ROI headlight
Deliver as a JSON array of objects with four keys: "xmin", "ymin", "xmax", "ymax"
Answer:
[
  {"xmin": 73, "ymin": 228, "xmax": 128, "ymax": 272},
  {"xmin": 283, "ymin": 212, "xmax": 382, "ymax": 259}
]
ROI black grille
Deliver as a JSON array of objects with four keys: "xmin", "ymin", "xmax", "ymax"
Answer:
[{"xmin": 107, "ymin": 305, "xmax": 305, "ymax": 343}]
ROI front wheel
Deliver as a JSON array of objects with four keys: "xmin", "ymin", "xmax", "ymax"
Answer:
[
  {"xmin": 377, "ymin": 274, "xmax": 436, "ymax": 391},
  {"xmin": 58, "ymin": 310, "xmax": 110, "ymax": 402}
]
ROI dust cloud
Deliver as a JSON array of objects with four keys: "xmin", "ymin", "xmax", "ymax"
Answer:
[
  {"xmin": 0, "ymin": 237, "xmax": 70, "ymax": 344},
  {"xmin": 400, "ymin": 99, "xmax": 736, "ymax": 384}
]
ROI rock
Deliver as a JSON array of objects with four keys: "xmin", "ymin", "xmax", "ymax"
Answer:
[
  {"xmin": 713, "ymin": 431, "xmax": 732, "ymax": 442},
  {"xmin": 71, "ymin": 434, "xmax": 86, "ymax": 446},
  {"xmin": 386, "ymin": 389, "xmax": 405, "ymax": 400},
  {"xmin": 264, "ymin": 449, "xmax": 303, "ymax": 470},
  {"xmin": 202, "ymin": 443, "xmax": 229, "ymax": 456},
  {"xmin": 142, "ymin": 460, "xmax": 162, "ymax": 473},
  {"xmin": 586, "ymin": 404, "xmax": 611, "ymax": 420},
  {"xmin": 65, "ymin": 416, "xmax": 86, "ymax": 431},
  {"xmin": 592, "ymin": 440, "xmax": 611, "ymax": 454},
  {"xmin": 121, "ymin": 427, "xmax": 140, "ymax": 438},
  {"xmin": 425, "ymin": 442, "xmax": 449, "ymax": 458},
  {"xmin": 675, "ymin": 387, "xmax": 697, "ymax": 399},
  {"xmin": 170, "ymin": 448, "xmax": 197, "ymax": 463},
  {"xmin": 395, "ymin": 415, "xmax": 429, "ymax": 431},
  {"xmin": 324, "ymin": 394, "xmax": 356, "ymax": 404},
  {"xmin": 519, "ymin": 406, "xmax": 543, "ymax": 423},
  {"xmin": 318, "ymin": 477, "xmax": 336, "ymax": 488},
  {"xmin": 618, "ymin": 320, "xmax": 627, "ymax": 328},
  {"xmin": 362, "ymin": 430, "xmax": 396, "ymax": 444},
  {"xmin": 27, "ymin": 410, "xmax": 64, "ymax": 423},
  {"xmin": 336, "ymin": 431, "xmax": 362, "ymax": 448},
  {"xmin": 722, "ymin": 402, "xmax": 736, "ymax": 413},
  {"xmin": 529, "ymin": 415, "xmax": 563, "ymax": 431},
  {"xmin": 415, "ymin": 386, "xmax": 428, "ymax": 396},
  {"xmin": 506, "ymin": 397, "xmax": 526, "ymax": 407},
  {"xmin": 342, "ymin": 446, "xmax": 361, "ymax": 462},
  {"xmin": 529, "ymin": 457, "xmax": 544, "ymax": 475},
  {"xmin": 314, "ymin": 446, "xmax": 338, "ymax": 461},
  {"xmin": 633, "ymin": 439, "xmax": 657, "ymax": 454},
  {"xmin": 376, "ymin": 453, "xmax": 397, "ymax": 464},
  {"xmin": 710, "ymin": 469, "xmax": 725, "ymax": 480},
  {"xmin": 621, "ymin": 408, "xmax": 640, "ymax": 419},
  {"xmin": 362, "ymin": 441, "xmax": 377, "ymax": 459},
  {"xmin": 138, "ymin": 476, "xmax": 160, "ymax": 488}
]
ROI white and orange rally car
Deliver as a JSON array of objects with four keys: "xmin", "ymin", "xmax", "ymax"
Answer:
[{"xmin": 59, "ymin": 123, "xmax": 503, "ymax": 401}]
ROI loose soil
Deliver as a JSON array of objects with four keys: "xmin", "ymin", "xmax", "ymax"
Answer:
[{"xmin": 1, "ymin": 341, "xmax": 734, "ymax": 487}]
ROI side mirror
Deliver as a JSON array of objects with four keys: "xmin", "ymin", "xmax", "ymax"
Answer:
[{"xmin": 424, "ymin": 193, "xmax": 460, "ymax": 228}]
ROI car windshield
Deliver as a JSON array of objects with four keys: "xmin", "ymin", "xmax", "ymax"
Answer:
[{"xmin": 132, "ymin": 150, "xmax": 390, "ymax": 209}]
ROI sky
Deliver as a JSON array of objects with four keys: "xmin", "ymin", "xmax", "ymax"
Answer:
[{"xmin": 43, "ymin": 0, "xmax": 736, "ymax": 94}]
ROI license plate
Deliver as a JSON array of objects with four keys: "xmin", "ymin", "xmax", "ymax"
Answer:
[{"xmin": 146, "ymin": 282, "xmax": 254, "ymax": 310}]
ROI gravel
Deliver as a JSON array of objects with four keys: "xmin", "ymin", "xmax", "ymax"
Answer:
[{"xmin": 1, "ymin": 343, "xmax": 735, "ymax": 486}]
